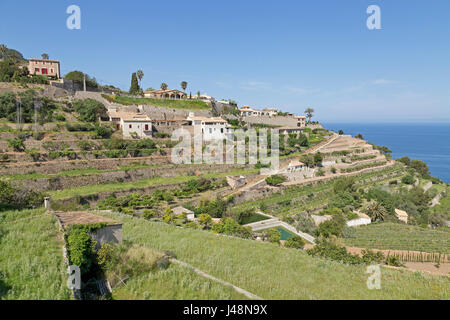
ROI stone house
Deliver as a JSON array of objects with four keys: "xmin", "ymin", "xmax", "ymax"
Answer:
[
  {"xmin": 172, "ymin": 206, "xmax": 195, "ymax": 221},
  {"xmin": 144, "ymin": 89, "xmax": 187, "ymax": 99},
  {"xmin": 186, "ymin": 113, "xmax": 233, "ymax": 141},
  {"xmin": 53, "ymin": 211, "xmax": 123, "ymax": 250},
  {"xmin": 28, "ymin": 58, "xmax": 60, "ymax": 78},
  {"xmin": 108, "ymin": 111, "xmax": 153, "ymax": 138}
]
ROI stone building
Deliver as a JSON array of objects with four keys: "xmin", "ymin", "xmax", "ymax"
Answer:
[
  {"xmin": 144, "ymin": 88, "xmax": 187, "ymax": 99},
  {"xmin": 186, "ymin": 113, "xmax": 233, "ymax": 141},
  {"xmin": 28, "ymin": 58, "xmax": 60, "ymax": 78}
]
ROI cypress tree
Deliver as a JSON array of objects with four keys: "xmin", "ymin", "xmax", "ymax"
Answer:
[{"xmin": 129, "ymin": 72, "xmax": 140, "ymax": 95}]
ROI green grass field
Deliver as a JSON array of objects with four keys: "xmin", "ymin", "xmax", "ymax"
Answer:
[
  {"xmin": 343, "ymin": 222, "xmax": 450, "ymax": 254},
  {"xmin": 97, "ymin": 211, "xmax": 449, "ymax": 299},
  {"xmin": 112, "ymin": 263, "xmax": 248, "ymax": 300},
  {"xmin": 0, "ymin": 209, "xmax": 72, "ymax": 299},
  {"xmin": 102, "ymin": 94, "xmax": 210, "ymax": 110}
]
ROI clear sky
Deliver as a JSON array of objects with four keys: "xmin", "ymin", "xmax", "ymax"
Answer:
[{"xmin": 1, "ymin": 0, "xmax": 449, "ymax": 123}]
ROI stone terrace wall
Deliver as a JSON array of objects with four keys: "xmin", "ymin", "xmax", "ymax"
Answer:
[
  {"xmin": 0, "ymin": 155, "xmax": 172, "ymax": 175},
  {"xmin": 11, "ymin": 163, "xmax": 251, "ymax": 192},
  {"xmin": 140, "ymin": 105, "xmax": 212, "ymax": 120}
]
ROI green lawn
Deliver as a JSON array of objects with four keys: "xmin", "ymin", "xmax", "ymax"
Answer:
[
  {"xmin": 102, "ymin": 94, "xmax": 210, "ymax": 111},
  {"xmin": 112, "ymin": 263, "xmax": 248, "ymax": 300},
  {"xmin": 97, "ymin": 211, "xmax": 449, "ymax": 299},
  {"xmin": 343, "ymin": 222, "xmax": 450, "ymax": 254},
  {"xmin": 49, "ymin": 168, "xmax": 258, "ymax": 200},
  {"xmin": 0, "ymin": 209, "xmax": 72, "ymax": 299}
]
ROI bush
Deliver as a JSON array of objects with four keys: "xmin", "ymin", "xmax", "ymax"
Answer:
[
  {"xmin": 306, "ymin": 240, "xmax": 363, "ymax": 265},
  {"xmin": 92, "ymin": 125, "xmax": 114, "ymax": 139},
  {"xmin": 396, "ymin": 156, "xmax": 411, "ymax": 166},
  {"xmin": 211, "ymin": 218, "xmax": 252, "ymax": 239},
  {"xmin": 284, "ymin": 235, "xmax": 305, "ymax": 249},
  {"xmin": 7, "ymin": 135, "xmax": 26, "ymax": 152},
  {"xmin": 142, "ymin": 209, "xmax": 157, "ymax": 220},
  {"xmin": 401, "ymin": 175, "xmax": 415, "ymax": 185},
  {"xmin": 66, "ymin": 226, "xmax": 97, "ymax": 275},
  {"xmin": 265, "ymin": 174, "xmax": 286, "ymax": 186},
  {"xmin": 73, "ymin": 99, "xmax": 107, "ymax": 122},
  {"xmin": 266, "ymin": 228, "xmax": 281, "ymax": 244}
]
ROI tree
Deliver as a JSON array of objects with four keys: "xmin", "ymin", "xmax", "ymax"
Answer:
[
  {"xmin": 41, "ymin": 53, "xmax": 49, "ymax": 60},
  {"xmin": 396, "ymin": 156, "xmax": 411, "ymax": 166},
  {"xmin": 265, "ymin": 174, "xmax": 286, "ymax": 186},
  {"xmin": 73, "ymin": 98, "xmax": 107, "ymax": 122},
  {"xmin": 410, "ymin": 160, "xmax": 429, "ymax": 176},
  {"xmin": 136, "ymin": 69, "xmax": 144, "ymax": 89},
  {"xmin": 266, "ymin": 228, "xmax": 281, "ymax": 244},
  {"xmin": 366, "ymin": 203, "xmax": 387, "ymax": 222},
  {"xmin": 355, "ymin": 133, "xmax": 364, "ymax": 139},
  {"xmin": 0, "ymin": 44, "xmax": 7, "ymax": 60},
  {"xmin": 401, "ymin": 174, "xmax": 415, "ymax": 185},
  {"xmin": 65, "ymin": 71, "xmax": 98, "ymax": 88},
  {"xmin": 160, "ymin": 83, "xmax": 168, "ymax": 91},
  {"xmin": 313, "ymin": 152, "xmax": 323, "ymax": 166},
  {"xmin": 197, "ymin": 91, "xmax": 200, "ymax": 98},
  {"xmin": 180, "ymin": 81, "xmax": 187, "ymax": 92},
  {"xmin": 129, "ymin": 72, "xmax": 140, "ymax": 95},
  {"xmin": 197, "ymin": 213, "xmax": 212, "ymax": 229},
  {"xmin": 304, "ymin": 107, "xmax": 314, "ymax": 123},
  {"xmin": 338, "ymin": 129, "xmax": 344, "ymax": 135},
  {"xmin": 284, "ymin": 235, "xmax": 306, "ymax": 249}
]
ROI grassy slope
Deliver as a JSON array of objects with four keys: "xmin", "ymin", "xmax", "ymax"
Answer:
[
  {"xmin": 343, "ymin": 223, "xmax": 450, "ymax": 254},
  {"xmin": 112, "ymin": 263, "xmax": 248, "ymax": 300},
  {"xmin": 0, "ymin": 209, "xmax": 72, "ymax": 299},
  {"xmin": 49, "ymin": 168, "xmax": 258, "ymax": 200},
  {"xmin": 102, "ymin": 95, "xmax": 210, "ymax": 111},
  {"xmin": 98, "ymin": 211, "xmax": 449, "ymax": 299}
]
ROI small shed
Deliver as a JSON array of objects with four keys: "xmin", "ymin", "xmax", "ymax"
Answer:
[
  {"xmin": 394, "ymin": 209, "xmax": 408, "ymax": 224},
  {"xmin": 54, "ymin": 211, "xmax": 123, "ymax": 249},
  {"xmin": 172, "ymin": 206, "xmax": 195, "ymax": 221}
]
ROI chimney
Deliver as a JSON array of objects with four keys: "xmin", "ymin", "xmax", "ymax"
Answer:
[{"xmin": 44, "ymin": 197, "xmax": 51, "ymax": 210}]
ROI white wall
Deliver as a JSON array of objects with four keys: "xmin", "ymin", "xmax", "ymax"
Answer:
[{"xmin": 121, "ymin": 120, "xmax": 153, "ymax": 138}]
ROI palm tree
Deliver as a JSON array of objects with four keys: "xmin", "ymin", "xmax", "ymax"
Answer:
[
  {"xmin": 304, "ymin": 108, "xmax": 314, "ymax": 123},
  {"xmin": 367, "ymin": 203, "xmax": 387, "ymax": 222},
  {"xmin": 41, "ymin": 53, "xmax": 49, "ymax": 60},
  {"xmin": 160, "ymin": 83, "xmax": 168, "ymax": 90},
  {"xmin": 137, "ymin": 69, "xmax": 144, "ymax": 90},
  {"xmin": 180, "ymin": 81, "xmax": 187, "ymax": 92}
]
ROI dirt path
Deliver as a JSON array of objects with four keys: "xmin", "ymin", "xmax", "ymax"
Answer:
[{"xmin": 170, "ymin": 258, "xmax": 263, "ymax": 300}]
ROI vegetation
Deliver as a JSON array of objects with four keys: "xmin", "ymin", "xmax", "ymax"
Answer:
[
  {"xmin": 343, "ymin": 223, "xmax": 450, "ymax": 254},
  {"xmin": 97, "ymin": 211, "xmax": 450, "ymax": 299},
  {"xmin": 73, "ymin": 99, "xmax": 107, "ymax": 122},
  {"xmin": 0, "ymin": 210, "xmax": 71, "ymax": 299},
  {"xmin": 101, "ymin": 94, "xmax": 210, "ymax": 110},
  {"xmin": 265, "ymin": 174, "xmax": 286, "ymax": 186},
  {"xmin": 64, "ymin": 70, "xmax": 98, "ymax": 88}
]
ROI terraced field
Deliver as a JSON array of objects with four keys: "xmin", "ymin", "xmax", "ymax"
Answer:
[
  {"xmin": 0, "ymin": 209, "xmax": 72, "ymax": 300},
  {"xmin": 343, "ymin": 223, "xmax": 450, "ymax": 254},
  {"xmin": 97, "ymin": 211, "xmax": 450, "ymax": 299}
]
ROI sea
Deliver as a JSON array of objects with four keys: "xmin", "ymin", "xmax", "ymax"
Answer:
[{"xmin": 323, "ymin": 123, "xmax": 450, "ymax": 183}]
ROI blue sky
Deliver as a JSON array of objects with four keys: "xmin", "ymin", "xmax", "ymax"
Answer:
[{"xmin": 1, "ymin": 0, "xmax": 449, "ymax": 122}]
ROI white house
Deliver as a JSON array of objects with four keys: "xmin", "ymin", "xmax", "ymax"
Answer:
[
  {"xmin": 108, "ymin": 111, "xmax": 152, "ymax": 139},
  {"xmin": 186, "ymin": 113, "xmax": 233, "ymax": 141},
  {"xmin": 293, "ymin": 116, "xmax": 306, "ymax": 127},
  {"xmin": 287, "ymin": 160, "xmax": 306, "ymax": 172},
  {"xmin": 239, "ymin": 105, "xmax": 277, "ymax": 117}
]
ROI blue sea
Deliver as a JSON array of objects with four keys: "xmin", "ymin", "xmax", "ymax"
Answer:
[{"xmin": 323, "ymin": 123, "xmax": 450, "ymax": 183}]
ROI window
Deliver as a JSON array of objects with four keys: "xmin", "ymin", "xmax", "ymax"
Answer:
[
  {"xmin": 41, "ymin": 68, "xmax": 48, "ymax": 75},
  {"xmin": 209, "ymin": 128, "xmax": 212, "ymax": 134},
  {"xmin": 35, "ymin": 68, "xmax": 40, "ymax": 73},
  {"xmin": 129, "ymin": 124, "xmax": 132, "ymax": 129},
  {"xmin": 221, "ymin": 128, "xmax": 224, "ymax": 133},
  {"xmin": 145, "ymin": 124, "xmax": 149, "ymax": 131}
]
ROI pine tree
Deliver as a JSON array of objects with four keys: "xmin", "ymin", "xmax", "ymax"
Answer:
[{"xmin": 129, "ymin": 72, "xmax": 140, "ymax": 95}]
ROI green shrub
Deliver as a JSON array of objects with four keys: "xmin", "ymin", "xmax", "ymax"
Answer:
[
  {"xmin": 66, "ymin": 227, "xmax": 96, "ymax": 275},
  {"xmin": 401, "ymin": 175, "xmax": 415, "ymax": 185},
  {"xmin": 7, "ymin": 135, "xmax": 26, "ymax": 152},
  {"xmin": 211, "ymin": 217, "xmax": 252, "ymax": 239},
  {"xmin": 306, "ymin": 240, "xmax": 363, "ymax": 265},
  {"xmin": 142, "ymin": 209, "xmax": 157, "ymax": 220},
  {"xmin": 284, "ymin": 235, "xmax": 305, "ymax": 249},
  {"xmin": 265, "ymin": 174, "xmax": 286, "ymax": 186}
]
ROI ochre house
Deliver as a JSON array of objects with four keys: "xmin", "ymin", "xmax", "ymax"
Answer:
[
  {"xmin": 28, "ymin": 58, "xmax": 60, "ymax": 78},
  {"xmin": 144, "ymin": 89, "xmax": 187, "ymax": 99}
]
